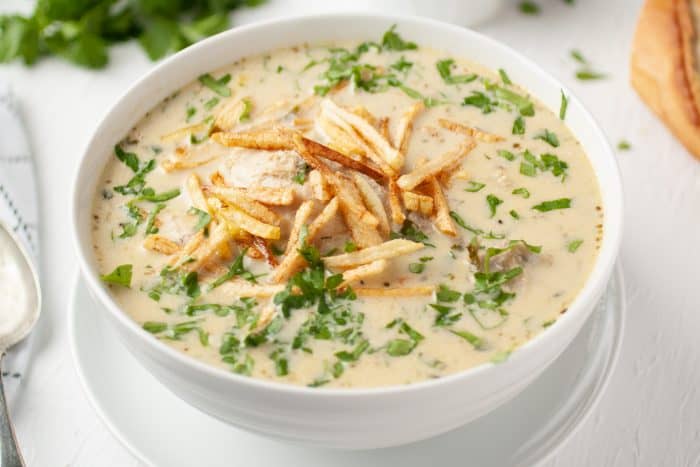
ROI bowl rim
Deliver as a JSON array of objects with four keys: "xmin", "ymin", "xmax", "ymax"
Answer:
[{"xmin": 71, "ymin": 12, "xmax": 624, "ymax": 397}]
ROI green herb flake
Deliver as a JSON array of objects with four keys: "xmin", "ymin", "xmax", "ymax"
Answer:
[
  {"xmin": 486, "ymin": 194, "xmax": 503, "ymax": 218},
  {"xmin": 451, "ymin": 330, "xmax": 483, "ymax": 349},
  {"xmin": 100, "ymin": 264, "xmax": 132, "ymax": 288},
  {"xmin": 188, "ymin": 207, "xmax": 212, "ymax": 233},
  {"xmin": 512, "ymin": 115, "xmax": 525, "ymax": 135},
  {"xmin": 114, "ymin": 145, "xmax": 139, "ymax": 173},
  {"xmin": 145, "ymin": 203, "xmax": 165, "ymax": 235},
  {"xmin": 535, "ymin": 129, "xmax": 560, "ymax": 147},
  {"xmin": 186, "ymin": 106, "xmax": 197, "ymax": 122},
  {"xmin": 391, "ymin": 220, "xmax": 435, "ymax": 247},
  {"xmin": 498, "ymin": 68, "xmax": 512, "ymax": 85},
  {"xmin": 465, "ymin": 181, "xmax": 486, "ymax": 192},
  {"xmin": 567, "ymin": 239, "xmax": 584, "ymax": 252},
  {"xmin": 239, "ymin": 98, "xmax": 252, "ymax": 122},
  {"xmin": 204, "ymin": 97, "xmax": 220, "ymax": 110},
  {"xmin": 512, "ymin": 187, "xmax": 531, "ymax": 198},
  {"xmin": 386, "ymin": 339, "xmax": 415, "ymax": 356},
  {"xmin": 382, "ymin": 25, "xmax": 417, "ymax": 51},
  {"xmin": 198, "ymin": 73, "xmax": 231, "ymax": 97},
  {"xmin": 143, "ymin": 321, "xmax": 167, "ymax": 334},
  {"xmin": 344, "ymin": 241, "xmax": 358, "ymax": 253},
  {"xmin": 559, "ymin": 90, "xmax": 569, "ymax": 120},
  {"xmin": 532, "ymin": 198, "xmax": 572, "ymax": 212},
  {"xmin": 436, "ymin": 284, "xmax": 461, "ymax": 302},
  {"xmin": 576, "ymin": 70, "xmax": 606, "ymax": 81},
  {"xmin": 498, "ymin": 149, "xmax": 516, "ymax": 161},
  {"xmin": 449, "ymin": 211, "xmax": 484, "ymax": 235},
  {"xmin": 463, "ymin": 91, "xmax": 497, "ymax": 114},
  {"xmin": 408, "ymin": 262, "xmax": 425, "ymax": 274},
  {"xmin": 436, "ymin": 58, "xmax": 477, "ymax": 85},
  {"xmin": 519, "ymin": 1, "xmax": 541, "ymax": 14},
  {"xmin": 510, "ymin": 210, "xmax": 520, "ymax": 220},
  {"xmin": 491, "ymin": 350, "xmax": 512, "ymax": 364},
  {"xmin": 617, "ymin": 140, "xmax": 631, "ymax": 151}
]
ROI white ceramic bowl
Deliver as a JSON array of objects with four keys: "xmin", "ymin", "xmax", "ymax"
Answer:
[{"xmin": 71, "ymin": 13, "xmax": 623, "ymax": 450}]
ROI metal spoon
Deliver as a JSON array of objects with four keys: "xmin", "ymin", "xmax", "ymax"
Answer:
[{"xmin": 0, "ymin": 223, "xmax": 41, "ymax": 467}]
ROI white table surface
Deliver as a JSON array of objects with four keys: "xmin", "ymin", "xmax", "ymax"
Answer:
[{"xmin": 2, "ymin": 0, "xmax": 699, "ymax": 465}]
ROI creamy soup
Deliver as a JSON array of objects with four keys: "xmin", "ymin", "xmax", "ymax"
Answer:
[{"xmin": 92, "ymin": 26, "xmax": 603, "ymax": 388}]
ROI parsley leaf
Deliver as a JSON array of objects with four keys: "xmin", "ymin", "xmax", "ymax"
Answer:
[
  {"xmin": 486, "ymin": 194, "xmax": 503, "ymax": 218},
  {"xmin": 436, "ymin": 58, "xmax": 477, "ymax": 85},
  {"xmin": 465, "ymin": 181, "xmax": 486, "ymax": 192},
  {"xmin": 532, "ymin": 198, "xmax": 572, "ymax": 212},
  {"xmin": 100, "ymin": 264, "xmax": 132, "ymax": 287},
  {"xmin": 382, "ymin": 25, "xmax": 417, "ymax": 51},
  {"xmin": 559, "ymin": 90, "xmax": 568, "ymax": 120},
  {"xmin": 198, "ymin": 73, "xmax": 231, "ymax": 97},
  {"xmin": 391, "ymin": 220, "xmax": 435, "ymax": 247},
  {"xmin": 535, "ymin": 129, "xmax": 560, "ymax": 147}
]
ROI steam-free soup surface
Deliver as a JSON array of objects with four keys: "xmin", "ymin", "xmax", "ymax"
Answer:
[{"xmin": 93, "ymin": 27, "xmax": 602, "ymax": 388}]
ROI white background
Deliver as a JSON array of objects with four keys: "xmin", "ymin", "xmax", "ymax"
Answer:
[{"xmin": 1, "ymin": 0, "xmax": 700, "ymax": 465}]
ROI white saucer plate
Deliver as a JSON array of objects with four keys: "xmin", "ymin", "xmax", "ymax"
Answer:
[{"xmin": 69, "ymin": 266, "xmax": 625, "ymax": 467}]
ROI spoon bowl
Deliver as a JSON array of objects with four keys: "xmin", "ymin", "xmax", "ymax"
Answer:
[{"xmin": 0, "ymin": 221, "xmax": 41, "ymax": 467}]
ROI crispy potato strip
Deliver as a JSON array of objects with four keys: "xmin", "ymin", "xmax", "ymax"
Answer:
[
  {"xmin": 271, "ymin": 197, "xmax": 340, "ymax": 283},
  {"xmin": 283, "ymin": 199, "xmax": 316, "ymax": 255},
  {"xmin": 182, "ymin": 222, "xmax": 232, "ymax": 272},
  {"xmin": 206, "ymin": 186, "xmax": 280, "ymax": 225},
  {"xmin": 352, "ymin": 173, "xmax": 390, "ymax": 236},
  {"xmin": 324, "ymin": 239, "xmax": 424, "ymax": 269},
  {"xmin": 214, "ymin": 97, "xmax": 248, "ymax": 131},
  {"xmin": 428, "ymin": 177, "xmax": 457, "ymax": 236},
  {"xmin": 309, "ymin": 169, "xmax": 332, "ymax": 201},
  {"xmin": 322, "ymin": 99, "xmax": 403, "ymax": 171},
  {"xmin": 402, "ymin": 190, "xmax": 434, "ymax": 216},
  {"xmin": 339, "ymin": 259, "xmax": 387, "ymax": 288},
  {"xmin": 244, "ymin": 186, "xmax": 295, "ymax": 206},
  {"xmin": 328, "ymin": 173, "xmax": 382, "ymax": 248},
  {"xmin": 169, "ymin": 231, "xmax": 204, "ymax": 267},
  {"xmin": 397, "ymin": 141, "xmax": 475, "ymax": 191},
  {"xmin": 438, "ymin": 118, "xmax": 504, "ymax": 143},
  {"xmin": 353, "ymin": 286, "xmax": 435, "ymax": 297},
  {"xmin": 211, "ymin": 281, "xmax": 285, "ymax": 299},
  {"xmin": 388, "ymin": 179, "xmax": 406, "ymax": 225},
  {"xmin": 302, "ymin": 137, "xmax": 386, "ymax": 181},
  {"xmin": 212, "ymin": 200, "xmax": 281, "ymax": 240},
  {"xmin": 186, "ymin": 174, "xmax": 212, "ymax": 215},
  {"xmin": 394, "ymin": 101, "xmax": 424, "ymax": 154},
  {"xmin": 320, "ymin": 100, "xmax": 397, "ymax": 176},
  {"xmin": 318, "ymin": 116, "xmax": 366, "ymax": 159},
  {"xmin": 378, "ymin": 117, "xmax": 390, "ymax": 143},
  {"xmin": 212, "ymin": 128, "xmax": 289, "ymax": 151},
  {"xmin": 143, "ymin": 235, "xmax": 180, "ymax": 255}
]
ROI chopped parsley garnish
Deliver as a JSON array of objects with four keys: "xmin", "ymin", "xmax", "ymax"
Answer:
[
  {"xmin": 559, "ymin": 90, "xmax": 568, "ymax": 120},
  {"xmin": 147, "ymin": 267, "xmax": 200, "ymax": 301},
  {"xmin": 292, "ymin": 162, "xmax": 310, "ymax": 185},
  {"xmin": 408, "ymin": 262, "xmax": 425, "ymax": 274},
  {"xmin": 486, "ymin": 194, "xmax": 503, "ymax": 218},
  {"xmin": 519, "ymin": 151, "xmax": 568, "ymax": 180},
  {"xmin": 198, "ymin": 73, "xmax": 231, "ymax": 97},
  {"xmin": 512, "ymin": 187, "xmax": 531, "ymax": 198},
  {"xmin": 239, "ymin": 98, "xmax": 252, "ymax": 122},
  {"xmin": 391, "ymin": 56, "xmax": 413, "ymax": 73},
  {"xmin": 463, "ymin": 91, "xmax": 497, "ymax": 113},
  {"xmin": 344, "ymin": 241, "xmax": 358, "ymax": 253},
  {"xmin": 143, "ymin": 321, "xmax": 168, "ymax": 334},
  {"xmin": 449, "ymin": 211, "xmax": 483, "ymax": 235},
  {"xmin": 532, "ymin": 198, "xmax": 572, "ymax": 212},
  {"xmin": 114, "ymin": 145, "xmax": 139, "ymax": 172},
  {"xmin": 498, "ymin": 149, "xmax": 516, "ymax": 161},
  {"xmin": 465, "ymin": 181, "xmax": 486, "ymax": 192},
  {"xmin": 450, "ymin": 330, "xmax": 483, "ymax": 349},
  {"xmin": 134, "ymin": 188, "xmax": 181, "ymax": 203},
  {"xmin": 188, "ymin": 207, "xmax": 211, "ymax": 232},
  {"xmin": 436, "ymin": 284, "xmax": 461, "ymax": 302},
  {"xmin": 512, "ymin": 116, "xmax": 525, "ymax": 135},
  {"xmin": 487, "ymin": 83, "xmax": 535, "ymax": 116},
  {"xmin": 186, "ymin": 106, "xmax": 197, "ymax": 122},
  {"xmin": 491, "ymin": 350, "xmax": 511, "ymax": 364},
  {"xmin": 567, "ymin": 239, "xmax": 584, "ymax": 252},
  {"xmin": 569, "ymin": 50, "xmax": 606, "ymax": 81},
  {"xmin": 100, "ymin": 264, "xmax": 132, "ymax": 288},
  {"xmin": 335, "ymin": 339, "xmax": 370, "ymax": 362},
  {"xmin": 210, "ymin": 248, "xmax": 262, "ymax": 288},
  {"xmin": 204, "ymin": 97, "xmax": 219, "ymax": 111},
  {"xmin": 498, "ymin": 68, "xmax": 512, "ymax": 85},
  {"xmin": 510, "ymin": 210, "xmax": 520, "ymax": 220},
  {"xmin": 385, "ymin": 322, "xmax": 424, "ymax": 357},
  {"xmin": 381, "ymin": 25, "xmax": 417, "ymax": 51},
  {"xmin": 145, "ymin": 203, "xmax": 165, "ymax": 234},
  {"xmin": 114, "ymin": 159, "xmax": 156, "ymax": 196},
  {"xmin": 534, "ymin": 129, "xmax": 560, "ymax": 147},
  {"xmin": 118, "ymin": 204, "xmax": 143, "ymax": 239},
  {"xmin": 436, "ymin": 58, "xmax": 478, "ymax": 85},
  {"xmin": 519, "ymin": 1, "xmax": 541, "ymax": 14},
  {"xmin": 391, "ymin": 220, "xmax": 435, "ymax": 247},
  {"xmin": 617, "ymin": 140, "xmax": 631, "ymax": 151}
]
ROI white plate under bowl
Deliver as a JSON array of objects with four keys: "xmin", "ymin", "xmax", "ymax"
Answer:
[{"xmin": 69, "ymin": 266, "xmax": 625, "ymax": 467}]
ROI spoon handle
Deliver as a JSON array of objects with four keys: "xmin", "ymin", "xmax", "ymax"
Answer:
[{"xmin": 0, "ymin": 354, "xmax": 24, "ymax": 467}]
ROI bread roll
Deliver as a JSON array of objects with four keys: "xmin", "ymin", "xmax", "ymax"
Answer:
[{"xmin": 631, "ymin": 0, "xmax": 700, "ymax": 160}]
